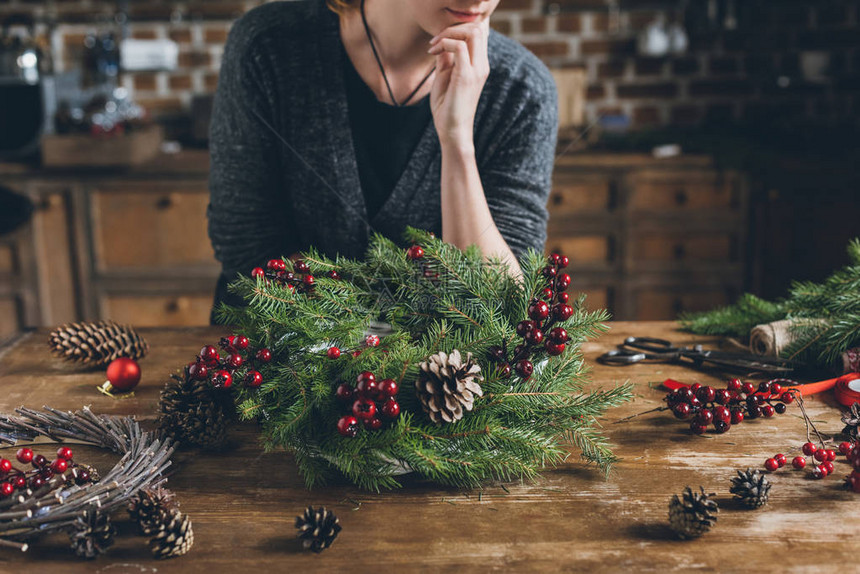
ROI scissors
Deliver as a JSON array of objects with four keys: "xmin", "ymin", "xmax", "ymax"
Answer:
[{"xmin": 597, "ymin": 336, "xmax": 798, "ymax": 374}]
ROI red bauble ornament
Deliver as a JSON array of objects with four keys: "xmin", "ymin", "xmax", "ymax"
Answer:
[
  {"xmin": 814, "ymin": 448, "xmax": 827, "ymax": 462},
  {"xmin": 327, "ymin": 347, "xmax": 341, "ymax": 360},
  {"xmin": 528, "ymin": 301, "xmax": 550, "ymax": 321},
  {"xmin": 244, "ymin": 370, "xmax": 263, "ymax": 388},
  {"xmin": 498, "ymin": 363, "xmax": 512, "ymax": 378},
  {"xmin": 730, "ymin": 410, "xmax": 744, "ymax": 424},
  {"xmin": 542, "ymin": 266, "xmax": 557, "ymax": 278},
  {"xmin": 267, "ymin": 259, "xmax": 284, "ymax": 271},
  {"xmin": 378, "ymin": 378, "xmax": 399, "ymax": 398},
  {"xmin": 352, "ymin": 398, "xmax": 377, "ymax": 421},
  {"xmin": 251, "ymin": 267, "xmax": 265, "ymax": 278},
  {"xmin": 545, "ymin": 341, "xmax": 565, "ymax": 356},
  {"xmin": 16, "ymin": 448, "xmax": 33, "ymax": 464},
  {"xmin": 356, "ymin": 372, "xmax": 377, "ymax": 397},
  {"xmin": 256, "ymin": 348, "xmax": 273, "ymax": 363},
  {"xmin": 406, "ymin": 245, "xmax": 424, "ymax": 260},
  {"xmin": 839, "ymin": 441, "xmax": 853, "ymax": 456},
  {"xmin": 727, "ymin": 378, "xmax": 742, "ymax": 392},
  {"xmin": 56, "ymin": 446, "xmax": 74, "ymax": 461},
  {"xmin": 104, "ymin": 357, "xmax": 141, "ymax": 393},
  {"xmin": 549, "ymin": 253, "xmax": 561, "ymax": 265},
  {"xmin": 552, "ymin": 304, "xmax": 573, "ymax": 321},
  {"xmin": 337, "ymin": 415, "xmax": 359, "ymax": 437},
  {"xmin": 741, "ymin": 382, "xmax": 755, "ymax": 395},
  {"xmin": 381, "ymin": 399, "xmax": 401, "ymax": 419},
  {"xmin": 13, "ymin": 475, "xmax": 26, "ymax": 489}
]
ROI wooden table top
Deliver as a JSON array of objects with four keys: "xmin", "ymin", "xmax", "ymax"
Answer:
[{"xmin": 0, "ymin": 322, "xmax": 854, "ymax": 572}]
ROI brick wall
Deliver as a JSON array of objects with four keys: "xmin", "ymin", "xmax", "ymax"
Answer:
[{"xmin": 3, "ymin": 0, "xmax": 859, "ymax": 129}]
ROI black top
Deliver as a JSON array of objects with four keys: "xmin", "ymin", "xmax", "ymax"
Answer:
[{"xmin": 341, "ymin": 44, "xmax": 433, "ymax": 219}]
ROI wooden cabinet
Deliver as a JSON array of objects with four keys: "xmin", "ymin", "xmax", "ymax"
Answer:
[{"xmin": 547, "ymin": 154, "xmax": 748, "ymax": 320}]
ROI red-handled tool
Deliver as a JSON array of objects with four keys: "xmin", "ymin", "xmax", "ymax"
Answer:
[{"xmin": 663, "ymin": 373, "xmax": 860, "ymax": 405}]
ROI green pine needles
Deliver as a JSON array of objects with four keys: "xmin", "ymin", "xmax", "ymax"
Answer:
[
  {"xmin": 216, "ymin": 229, "xmax": 632, "ymax": 491},
  {"xmin": 679, "ymin": 237, "xmax": 860, "ymax": 369}
]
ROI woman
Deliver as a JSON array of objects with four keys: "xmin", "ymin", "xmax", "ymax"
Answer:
[{"xmin": 208, "ymin": 0, "xmax": 558, "ymax": 316}]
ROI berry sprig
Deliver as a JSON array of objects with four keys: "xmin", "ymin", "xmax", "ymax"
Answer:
[
  {"xmin": 0, "ymin": 446, "xmax": 95, "ymax": 500},
  {"xmin": 666, "ymin": 379, "xmax": 794, "ymax": 435},
  {"xmin": 250, "ymin": 258, "xmax": 338, "ymax": 294},
  {"xmin": 187, "ymin": 336, "xmax": 273, "ymax": 391},
  {"xmin": 486, "ymin": 252, "xmax": 573, "ymax": 379},
  {"xmin": 335, "ymin": 371, "xmax": 401, "ymax": 437}
]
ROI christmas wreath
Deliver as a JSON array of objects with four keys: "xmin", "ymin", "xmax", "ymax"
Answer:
[{"xmin": 161, "ymin": 229, "xmax": 631, "ymax": 491}]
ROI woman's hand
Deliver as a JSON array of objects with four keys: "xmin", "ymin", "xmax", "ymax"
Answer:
[{"xmin": 428, "ymin": 20, "xmax": 491, "ymax": 150}]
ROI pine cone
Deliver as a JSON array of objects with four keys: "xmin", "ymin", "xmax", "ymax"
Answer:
[
  {"xmin": 128, "ymin": 485, "xmax": 178, "ymax": 535},
  {"xmin": 668, "ymin": 486, "xmax": 719, "ymax": 539},
  {"xmin": 295, "ymin": 506, "xmax": 341, "ymax": 553},
  {"xmin": 69, "ymin": 510, "xmax": 116, "ymax": 559},
  {"xmin": 49, "ymin": 321, "xmax": 148, "ymax": 368},
  {"xmin": 158, "ymin": 368, "xmax": 234, "ymax": 449},
  {"xmin": 415, "ymin": 349, "xmax": 483, "ymax": 424},
  {"xmin": 729, "ymin": 468, "xmax": 771, "ymax": 509},
  {"xmin": 149, "ymin": 509, "xmax": 194, "ymax": 559},
  {"xmin": 842, "ymin": 403, "xmax": 860, "ymax": 440}
]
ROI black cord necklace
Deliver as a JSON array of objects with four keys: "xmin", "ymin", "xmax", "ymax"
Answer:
[{"xmin": 360, "ymin": 0, "xmax": 436, "ymax": 107}]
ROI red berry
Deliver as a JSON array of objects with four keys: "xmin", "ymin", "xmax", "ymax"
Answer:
[
  {"xmin": 0, "ymin": 482, "xmax": 13, "ymax": 498},
  {"xmin": 188, "ymin": 362, "xmax": 208, "ymax": 381},
  {"xmin": 365, "ymin": 334, "xmax": 380, "ymax": 348},
  {"xmin": 549, "ymin": 253, "xmax": 561, "ymax": 265},
  {"xmin": 764, "ymin": 458, "xmax": 779, "ymax": 472},
  {"xmin": 552, "ymin": 303, "xmax": 573, "ymax": 321},
  {"xmin": 406, "ymin": 245, "xmax": 424, "ymax": 260},
  {"xmin": 761, "ymin": 404, "xmax": 775, "ymax": 417},
  {"xmin": 773, "ymin": 402, "xmax": 787, "ymax": 414},
  {"xmin": 696, "ymin": 410, "xmax": 714, "ymax": 425},
  {"xmin": 327, "ymin": 347, "xmax": 341, "ymax": 360},
  {"xmin": 378, "ymin": 378, "xmax": 399, "ymax": 398},
  {"xmin": 30, "ymin": 476, "xmax": 45, "ymax": 489},
  {"xmin": 199, "ymin": 345, "xmax": 220, "ymax": 365},
  {"xmin": 528, "ymin": 301, "xmax": 550, "ymax": 321},
  {"xmin": 802, "ymin": 442, "xmax": 817, "ymax": 456},
  {"xmin": 0, "ymin": 459, "xmax": 10, "ymax": 474},
  {"xmin": 774, "ymin": 453, "xmax": 787, "ymax": 467},
  {"xmin": 524, "ymin": 328, "xmax": 544, "ymax": 345},
  {"xmin": 56, "ymin": 447, "xmax": 74, "ymax": 461},
  {"xmin": 233, "ymin": 335, "xmax": 249, "ymax": 350},
  {"xmin": 542, "ymin": 266, "xmax": 557, "ymax": 278},
  {"xmin": 544, "ymin": 341, "xmax": 565, "ymax": 356},
  {"xmin": 541, "ymin": 287, "xmax": 554, "ymax": 300},
  {"xmin": 826, "ymin": 449, "xmax": 837, "ymax": 462},
  {"xmin": 713, "ymin": 420, "xmax": 730, "ymax": 433},
  {"xmin": 555, "ymin": 273, "xmax": 571, "ymax": 290},
  {"xmin": 336, "ymin": 383, "xmax": 355, "ymax": 402},
  {"xmin": 814, "ymin": 448, "xmax": 827, "ymax": 462},
  {"xmin": 381, "ymin": 399, "xmax": 401, "ymax": 418},
  {"xmin": 337, "ymin": 415, "xmax": 359, "ymax": 437},
  {"xmin": 51, "ymin": 459, "xmax": 68, "ymax": 473},
  {"xmin": 302, "ymin": 274, "xmax": 315, "ymax": 287},
  {"xmin": 244, "ymin": 370, "xmax": 263, "ymax": 388},
  {"xmin": 697, "ymin": 386, "xmax": 716, "ymax": 403},
  {"xmin": 731, "ymin": 410, "xmax": 744, "ymax": 424},
  {"xmin": 839, "ymin": 441, "xmax": 853, "ymax": 455},
  {"xmin": 13, "ymin": 475, "xmax": 26, "ymax": 489},
  {"xmin": 16, "ymin": 448, "xmax": 33, "ymax": 464},
  {"xmin": 251, "ymin": 267, "xmax": 265, "ymax": 278},
  {"xmin": 516, "ymin": 320, "xmax": 536, "ymax": 336},
  {"xmin": 559, "ymin": 255, "xmax": 569, "ymax": 268},
  {"xmin": 712, "ymin": 406, "xmax": 731, "ymax": 423},
  {"xmin": 327, "ymin": 270, "xmax": 341, "ymax": 280},
  {"xmin": 364, "ymin": 417, "xmax": 383, "ymax": 431},
  {"xmin": 227, "ymin": 354, "xmax": 244, "ymax": 369},
  {"xmin": 352, "ymin": 398, "xmax": 376, "ymax": 421},
  {"xmin": 549, "ymin": 327, "xmax": 568, "ymax": 344},
  {"xmin": 780, "ymin": 391, "xmax": 795, "ymax": 404},
  {"xmin": 823, "ymin": 461, "xmax": 835, "ymax": 474},
  {"xmin": 741, "ymin": 382, "xmax": 755, "ymax": 395},
  {"xmin": 714, "ymin": 389, "xmax": 732, "ymax": 405},
  {"xmin": 33, "ymin": 454, "xmax": 48, "ymax": 468},
  {"xmin": 212, "ymin": 370, "xmax": 233, "ymax": 389},
  {"xmin": 266, "ymin": 259, "xmax": 284, "ymax": 271},
  {"xmin": 690, "ymin": 422, "xmax": 707, "ymax": 434},
  {"xmin": 256, "ymin": 348, "xmax": 273, "ymax": 363},
  {"xmin": 816, "ymin": 464, "xmax": 829, "ymax": 477},
  {"xmin": 673, "ymin": 403, "xmax": 692, "ymax": 419},
  {"xmin": 758, "ymin": 381, "xmax": 772, "ymax": 394},
  {"xmin": 727, "ymin": 378, "xmax": 742, "ymax": 392},
  {"xmin": 515, "ymin": 360, "xmax": 534, "ymax": 379},
  {"xmin": 356, "ymin": 371, "xmax": 377, "ymax": 396},
  {"xmin": 792, "ymin": 456, "xmax": 806, "ymax": 469},
  {"xmin": 769, "ymin": 382, "xmax": 783, "ymax": 395},
  {"xmin": 556, "ymin": 292, "xmax": 569, "ymax": 304}
]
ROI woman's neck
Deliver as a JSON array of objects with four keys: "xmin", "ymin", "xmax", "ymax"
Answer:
[{"xmin": 343, "ymin": 0, "xmax": 436, "ymax": 72}]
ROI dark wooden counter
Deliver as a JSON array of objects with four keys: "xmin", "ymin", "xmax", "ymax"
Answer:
[{"xmin": 0, "ymin": 322, "xmax": 853, "ymax": 572}]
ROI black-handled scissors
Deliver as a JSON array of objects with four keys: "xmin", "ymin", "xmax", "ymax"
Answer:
[{"xmin": 597, "ymin": 336, "xmax": 798, "ymax": 374}]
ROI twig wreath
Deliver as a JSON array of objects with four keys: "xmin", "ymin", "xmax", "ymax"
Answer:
[{"xmin": 0, "ymin": 406, "xmax": 175, "ymax": 553}]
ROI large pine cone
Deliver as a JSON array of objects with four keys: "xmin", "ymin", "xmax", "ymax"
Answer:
[
  {"xmin": 295, "ymin": 506, "xmax": 341, "ymax": 553},
  {"xmin": 158, "ymin": 368, "xmax": 234, "ymax": 449},
  {"xmin": 149, "ymin": 509, "xmax": 194, "ymax": 559},
  {"xmin": 415, "ymin": 349, "xmax": 483, "ymax": 424},
  {"xmin": 668, "ymin": 486, "xmax": 718, "ymax": 539},
  {"xmin": 842, "ymin": 403, "xmax": 860, "ymax": 440},
  {"xmin": 49, "ymin": 321, "xmax": 148, "ymax": 367},
  {"xmin": 729, "ymin": 468, "xmax": 771, "ymax": 509},
  {"xmin": 128, "ymin": 485, "xmax": 178, "ymax": 535},
  {"xmin": 69, "ymin": 510, "xmax": 116, "ymax": 559}
]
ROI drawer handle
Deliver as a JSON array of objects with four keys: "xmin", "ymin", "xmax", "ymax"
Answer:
[
  {"xmin": 552, "ymin": 193, "xmax": 563, "ymax": 206},
  {"xmin": 674, "ymin": 189, "xmax": 688, "ymax": 206},
  {"xmin": 673, "ymin": 244, "xmax": 686, "ymax": 260},
  {"xmin": 156, "ymin": 195, "xmax": 177, "ymax": 210},
  {"xmin": 165, "ymin": 297, "xmax": 190, "ymax": 313}
]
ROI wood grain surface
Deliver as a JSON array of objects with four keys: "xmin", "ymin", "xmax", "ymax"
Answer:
[{"xmin": 0, "ymin": 323, "xmax": 853, "ymax": 573}]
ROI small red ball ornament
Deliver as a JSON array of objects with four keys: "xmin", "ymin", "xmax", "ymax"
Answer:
[
  {"xmin": 381, "ymin": 399, "xmax": 400, "ymax": 419},
  {"xmin": 212, "ymin": 370, "xmax": 233, "ymax": 389},
  {"xmin": 352, "ymin": 398, "xmax": 377, "ymax": 421},
  {"xmin": 792, "ymin": 456, "xmax": 806, "ymax": 469},
  {"xmin": 327, "ymin": 346, "xmax": 341, "ymax": 360},
  {"xmin": 0, "ymin": 482, "xmax": 13, "ymax": 498},
  {"xmin": 251, "ymin": 267, "xmax": 265, "ymax": 278},
  {"xmin": 0, "ymin": 459, "xmax": 11, "ymax": 474},
  {"xmin": 199, "ymin": 345, "xmax": 220, "ymax": 366},
  {"xmin": 227, "ymin": 354, "xmax": 244, "ymax": 369},
  {"xmin": 56, "ymin": 446, "xmax": 74, "ymax": 461},
  {"xmin": 365, "ymin": 334, "xmax": 380, "ymax": 348},
  {"xmin": 552, "ymin": 304, "xmax": 573, "ymax": 321},
  {"xmin": 234, "ymin": 335, "xmax": 250, "ymax": 350},
  {"xmin": 336, "ymin": 383, "xmax": 355, "ymax": 402},
  {"xmin": 764, "ymin": 458, "xmax": 779, "ymax": 472},
  {"xmin": 407, "ymin": 245, "xmax": 424, "ymax": 260},
  {"xmin": 802, "ymin": 442, "xmax": 817, "ymax": 456},
  {"xmin": 101, "ymin": 357, "xmax": 141, "ymax": 395},
  {"xmin": 188, "ymin": 361, "xmax": 208, "ymax": 381},
  {"xmin": 245, "ymin": 370, "xmax": 263, "ymax": 388},
  {"xmin": 528, "ymin": 301, "xmax": 550, "ymax": 321},
  {"xmin": 337, "ymin": 415, "xmax": 360, "ymax": 437},
  {"xmin": 16, "ymin": 448, "xmax": 33, "ymax": 464},
  {"xmin": 51, "ymin": 458, "xmax": 68, "ymax": 473},
  {"xmin": 256, "ymin": 348, "xmax": 273, "ymax": 363},
  {"xmin": 378, "ymin": 378, "xmax": 399, "ymax": 398},
  {"xmin": 545, "ymin": 341, "xmax": 565, "ymax": 356}
]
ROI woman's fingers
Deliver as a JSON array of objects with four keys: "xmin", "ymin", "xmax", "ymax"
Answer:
[
  {"xmin": 429, "ymin": 23, "xmax": 487, "ymax": 68},
  {"xmin": 428, "ymin": 38, "xmax": 475, "ymax": 79}
]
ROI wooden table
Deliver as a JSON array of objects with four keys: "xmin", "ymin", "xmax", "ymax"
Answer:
[{"xmin": 0, "ymin": 322, "xmax": 854, "ymax": 572}]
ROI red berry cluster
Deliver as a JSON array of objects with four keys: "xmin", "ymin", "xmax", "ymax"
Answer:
[
  {"xmin": 405, "ymin": 244, "xmax": 443, "ymax": 283},
  {"xmin": 666, "ymin": 379, "xmax": 794, "ymax": 434},
  {"xmin": 188, "ymin": 335, "xmax": 272, "ymax": 390},
  {"xmin": 487, "ymin": 253, "xmax": 573, "ymax": 379},
  {"xmin": 335, "ymin": 372, "xmax": 401, "ymax": 437},
  {"xmin": 1, "ymin": 447, "xmax": 94, "ymax": 498},
  {"xmin": 251, "ymin": 259, "xmax": 339, "ymax": 293},
  {"xmin": 766, "ymin": 441, "xmax": 845, "ymax": 479}
]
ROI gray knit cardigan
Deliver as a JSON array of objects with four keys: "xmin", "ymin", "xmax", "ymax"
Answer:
[{"xmin": 208, "ymin": 0, "xmax": 558, "ymax": 286}]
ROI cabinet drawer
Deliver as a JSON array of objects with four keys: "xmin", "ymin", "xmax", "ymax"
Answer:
[
  {"xmin": 629, "ymin": 173, "xmax": 738, "ymax": 212},
  {"xmin": 634, "ymin": 288, "xmax": 732, "ymax": 321},
  {"xmin": 101, "ymin": 294, "xmax": 213, "ymax": 326},
  {"xmin": 632, "ymin": 233, "xmax": 734, "ymax": 263},
  {"xmin": 91, "ymin": 186, "xmax": 216, "ymax": 271},
  {"xmin": 548, "ymin": 177, "xmax": 613, "ymax": 215},
  {"xmin": 547, "ymin": 235, "xmax": 614, "ymax": 265},
  {"xmin": 0, "ymin": 296, "xmax": 20, "ymax": 336}
]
